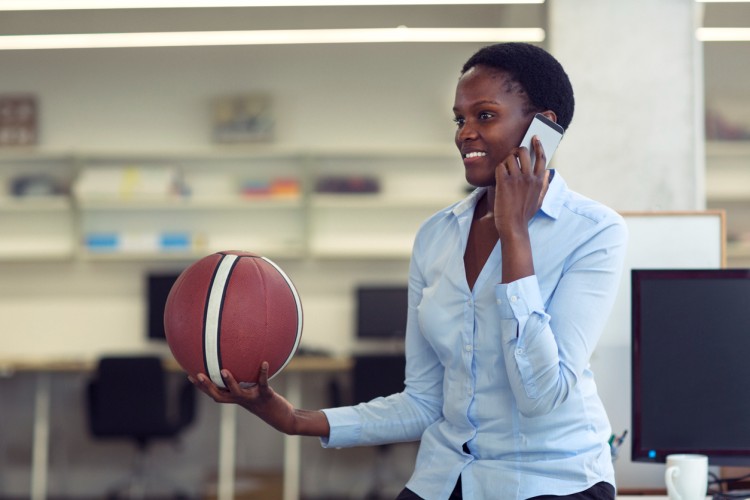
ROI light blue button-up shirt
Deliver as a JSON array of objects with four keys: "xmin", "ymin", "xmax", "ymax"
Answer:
[{"xmin": 322, "ymin": 171, "xmax": 628, "ymax": 499}]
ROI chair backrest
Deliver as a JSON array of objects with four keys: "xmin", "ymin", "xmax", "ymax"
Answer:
[
  {"xmin": 87, "ymin": 355, "xmax": 192, "ymax": 442},
  {"xmin": 352, "ymin": 354, "xmax": 406, "ymax": 405}
]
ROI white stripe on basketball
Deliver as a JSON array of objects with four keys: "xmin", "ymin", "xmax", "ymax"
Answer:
[
  {"xmin": 205, "ymin": 253, "xmax": 238, "ymax": 388},
  {"xmin": 261, "ymin": 256, "xmax": 303, "ymax": 380}
]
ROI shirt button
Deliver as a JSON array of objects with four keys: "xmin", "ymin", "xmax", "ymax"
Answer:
[
  {"xmin": 496, "ymin": 298, "xmax": 502, "ymax": 305},
  {"xmin": 465, "ymin": 344, "xmax": 473, "ymax": 352},
  {"xmin": 510, "ymin": 295, "xmax": 518, "ymax": 303},
  {"xmin": 516, "ymin": 348, "xmax": 524, "ymax": 355}
]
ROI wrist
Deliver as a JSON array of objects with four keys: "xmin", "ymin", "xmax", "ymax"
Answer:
[
  {"xmin": 291, "ymin": 409, "xmax": 330, "ymax": 438},
  {"xmin": 498, "ymin": 224, "xmax": 530, "ymax": 245}
]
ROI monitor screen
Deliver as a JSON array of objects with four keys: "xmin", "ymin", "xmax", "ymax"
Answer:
[
  {"xmin": 631, "ymin": 268, "xmax": 750, "ymax": 465},
  {"xmin": 356, "ymin": 285, "xmax": 408, "ymax": 340},
  {"xmin": 146, "ymin": 272, "xmax": 182, "ymax": 341}
]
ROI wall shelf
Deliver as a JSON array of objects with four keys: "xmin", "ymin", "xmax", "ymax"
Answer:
[
  {"xmin": 77, "ymin": 197, "xmax": 302, "ymax": 210},
  {"xmin": 310, "ymin": 193, "xmax": 459, "ymax": 209},
  {"xmin": 0, "ymin": 147, "xmax": 462, "ymax": 262},
  {"xmin": 0, "ymin": 196, "xmax": 71, "ymax": 211},
  {"xmin": 706, "ymin": 140, "xmax": 750, "ymax": 158}
]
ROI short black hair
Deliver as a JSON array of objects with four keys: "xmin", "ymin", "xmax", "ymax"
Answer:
[{"xmin": 461, "ymin": 43, "xmax": 575, "ymax": 131}]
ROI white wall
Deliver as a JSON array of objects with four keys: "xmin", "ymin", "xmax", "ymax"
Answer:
[
  {"xmin": 549, "ymin": 0, "xmax": 705, "ymax": 212},
  {"xmin": 0, "ymin": 43, "xmax": 472, "ymax": 151}
]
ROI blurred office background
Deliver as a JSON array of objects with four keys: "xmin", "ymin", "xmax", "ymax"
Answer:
[{"xmin": 0, "ymin": 0, "xmax": 748, "ymax": 498}]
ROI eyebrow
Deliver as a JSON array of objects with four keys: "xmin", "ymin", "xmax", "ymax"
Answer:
[{"xmin": 452, "ymin": 99, "xmax": 501, "ymax": 112}]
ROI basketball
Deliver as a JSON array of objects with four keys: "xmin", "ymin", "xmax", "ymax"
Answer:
[{"xmin": 164, "ymin": 250, "xmax": 303, "ymax": 387}]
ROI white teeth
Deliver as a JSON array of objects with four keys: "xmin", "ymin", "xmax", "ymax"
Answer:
[{"xmin": 464, "ymin": 151, "xmax": 486, "ymax": 158}]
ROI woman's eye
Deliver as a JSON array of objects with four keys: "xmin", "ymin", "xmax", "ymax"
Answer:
[
  {"xmin": 453, "ymin": 117, "xmax": 465, "ymax": 127},
  {"xmin": 479, "ymin": 111, "xmax": 493, "ymax": 120}
]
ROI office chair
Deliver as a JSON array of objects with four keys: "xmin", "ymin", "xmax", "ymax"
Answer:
[
  {"xmin": 86, "ymin": 355, "xmax": 196, "ymax": 499},
  {"xmin": 352, "ymin": 353, "xmax": 407, "ymax": 500}
]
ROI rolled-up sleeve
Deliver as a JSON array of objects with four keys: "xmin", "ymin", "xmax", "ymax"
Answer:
[{"xmin": 497, "ymin": 216, "xmax": 628, "ymax": 417}]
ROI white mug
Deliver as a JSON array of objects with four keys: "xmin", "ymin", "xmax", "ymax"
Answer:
[{"xmin": 664, "ymin": 454, "xmax": 708, "ymax": 500}]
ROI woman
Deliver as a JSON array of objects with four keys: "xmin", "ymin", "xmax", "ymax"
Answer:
[{"xmin": 191, "ymin": 42, "xmax": 627, "ymax": 500}]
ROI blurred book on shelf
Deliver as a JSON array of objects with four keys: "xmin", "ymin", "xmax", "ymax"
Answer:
[
  {"xmin": 314, "ymin": 175, "xmax": 380, "ymax": 194},
  {"xmin": 240, "ymin": 177, "xmax": 300, "ymax": 199},
  {"xmin": 74, "ymin": 166, "xmax": 180, "ymax": 201},
  {"xmin": 84, "ymin": 231, "xmax": 199, "ymax": 254}
]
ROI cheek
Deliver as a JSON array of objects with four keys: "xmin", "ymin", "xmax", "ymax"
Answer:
[{"xmin": 493, "ymin": 135, "xmax": 520, "ymax": 160}]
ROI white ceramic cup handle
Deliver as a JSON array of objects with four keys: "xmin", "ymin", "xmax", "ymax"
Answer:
[{"xmin": 665, "ymin": 465, "xmax": 682, "ymax": 500}]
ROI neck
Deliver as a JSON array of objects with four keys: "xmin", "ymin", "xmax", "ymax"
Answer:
[{"xmin": 476, "ymin": 187, "xmax": 496, "ymax": 220}]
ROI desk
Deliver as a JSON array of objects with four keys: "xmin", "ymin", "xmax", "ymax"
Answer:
[{"xmin": 0, "ymin": 355, "xmax": 352, "ymax": 500}]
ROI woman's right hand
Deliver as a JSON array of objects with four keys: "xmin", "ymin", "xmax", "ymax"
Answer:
[
  {"xmin": 189, "ymin": 361, "xmax": 297, "ymax": 434},
  {"xmin": 189, "ymin": 361, "xmax": 330, "ymax": 438}
]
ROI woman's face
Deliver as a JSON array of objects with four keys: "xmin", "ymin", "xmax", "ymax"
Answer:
[{"xmin": 453, "ymin": 65, "xmax": 535, "ymax": 188}]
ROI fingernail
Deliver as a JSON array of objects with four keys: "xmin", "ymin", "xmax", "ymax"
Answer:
[{"xmin": 221, "ymin": 369, "xmax": 229, "ymax": 378}]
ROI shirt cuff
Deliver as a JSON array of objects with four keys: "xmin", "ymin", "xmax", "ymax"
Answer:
[
  {"xmin": 319, "ymin": 406, "xmax": 362, "ymax": 449},
  {"xmin": 496, "ymin": 275, "xmax": 546, "ymax": 343}
]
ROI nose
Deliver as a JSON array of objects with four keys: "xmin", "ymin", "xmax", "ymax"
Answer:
[{"xmin": 456, "ymin": 120, "xmax": 478, "ymax": 144}]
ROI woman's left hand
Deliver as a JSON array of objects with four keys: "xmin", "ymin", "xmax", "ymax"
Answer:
[
  {"xmin": 492, "ymin": 135, "xmax": 551, "ymax": 284},
  {"xmin": 493, "ymin": 135, "xmax": 550, "ymax": 239}
]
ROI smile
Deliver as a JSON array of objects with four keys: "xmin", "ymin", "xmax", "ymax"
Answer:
[{"xmin": 463, "ymin": 151, "xmax": 487, "ymax": 159}]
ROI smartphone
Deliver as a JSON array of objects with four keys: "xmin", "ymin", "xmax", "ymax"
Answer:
[{"xmin": 519, "ymin": 113, "xmax": 564, "ymax": 169}]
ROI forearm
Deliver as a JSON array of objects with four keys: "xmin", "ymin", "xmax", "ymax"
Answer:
[
  {"xmin": 192, "ymin": 368, "xmax": 330, "ymax": 438},
  {"xmin": 236, "ymin": 391, "xmax": 330, "ymax": 437},
  {"xmin": 292, "ymin": 408, "xmax": 330, "ymax": 437},
  {"xmin": 500, "ymin": 226, "xmax": 534, "ymax": 284}
]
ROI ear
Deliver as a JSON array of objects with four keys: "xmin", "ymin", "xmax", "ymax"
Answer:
[{"xmin": 540, "ymin": 110, "xmax": 558, "ymax": 123}]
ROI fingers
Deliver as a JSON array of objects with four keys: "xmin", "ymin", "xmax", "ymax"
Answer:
[
  {"xmin": 498, "ymin": 147, "xmax": 530, "ymax": 179},
  {"xmin": 189, "ymin": 371, "xmax": 241, "ymax": 403},
  {"xmin": 222, "ymin": 364, "xmax": 269, "ymax": 392},
  {"xmin": 220, "ymin": 369, "xmax": 245, "ymax": 392},
  {"xmin": 504, "ymin": 138, "xmax": 545, "ymax": 178},
  {"xmin": 189, "ymin": 373, "xmax": 225, "ymax": 400},
  {"xmin": 531, "ymin": 136, "xmax": 547, "ymax": 174},
  {"xmin": 257, "ymin": 361, "xmax": 270, "ymax": 388},
  {"xmin": 188, "ymin": 365, "xmax": 271, "ymax": 404}
]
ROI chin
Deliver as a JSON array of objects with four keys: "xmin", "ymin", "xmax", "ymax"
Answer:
[{"xmin": 464, "ymin": 173, "xmax": 494, "ymax": 189}]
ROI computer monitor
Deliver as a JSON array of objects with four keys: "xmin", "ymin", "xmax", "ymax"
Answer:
[
  {"xmin": 631, "ymin": 268, "xmax": 750, "ymax": 465},
  {"xmin": 146, "ymin": 272, "xmax": 182, "ymax": 341},
  {"xmin": 356, "ymin": 285, "xmax": 408, "ymax": 340}
]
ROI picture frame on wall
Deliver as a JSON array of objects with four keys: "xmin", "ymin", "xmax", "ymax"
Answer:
[
  {"xmin": 211, "ymin": 93, "xmax": 274, "ymax": 144},
  {"xmin": 0, "ymin": 94, "xmax": 37, "ymax": 147}
]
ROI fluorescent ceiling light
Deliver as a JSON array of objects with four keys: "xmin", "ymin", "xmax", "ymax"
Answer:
[
  {"xmin": 0, "ymin": 0, "xmax": 544, "ymax": 10},
  {"xmin": 0, "ymin": 27, "xmax": 545, "ymax": 50},
  {"xmin": 696, "ymin": 27, "xmax": 750, "ymax": 40}
]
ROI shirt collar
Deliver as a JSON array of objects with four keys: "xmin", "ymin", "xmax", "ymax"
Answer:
[
  {"xmin": 452, "ymin": 186, "xmax": 486, "ymax": 217},
  {"xmin": 539, "ymin": 169, "xmax": 566, "ymax": 220},
  {"xmin": 451, "ymin": 169, "xmax": 567, "ymax": 220}
]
